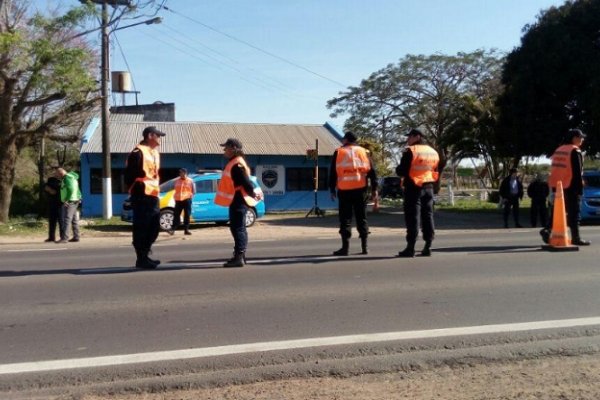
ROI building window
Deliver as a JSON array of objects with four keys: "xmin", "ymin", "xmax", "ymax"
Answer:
[
  {"xmin": 286, "ymin": 167, "xmax": 328, "ymax": 191},
  {"xmin": 90, "ymin": 168, "xmax": 128, "ymax": 194},
  {"xmin": 90, "ymin": 168, "xmax": 181, "ymax": 194}
]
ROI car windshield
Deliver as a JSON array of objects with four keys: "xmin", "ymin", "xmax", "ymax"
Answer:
[
  {"xmin": 159, "ymin": 178, "xmax": 178, "ymax": 192},
  {"xmin": 584, "ymin": 174, "xmax": 600, "ymax": 188}
]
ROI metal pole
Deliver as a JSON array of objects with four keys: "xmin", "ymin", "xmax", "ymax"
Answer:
[{"xmin": 101, "ymin": 0, "xmax": 112, "ymax": 219}]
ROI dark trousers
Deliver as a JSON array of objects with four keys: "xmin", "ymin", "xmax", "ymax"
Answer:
[
  {"xmin": 173, "ymin": 199, "xmax": 192, "ymax": 231},
  {"xmin": 565, "ymin": 190, "xmax": 582, "ymax": 241},
  {"xmin": 229, "ymin": 201, "xmax": 248, "ymax": 254},
  {"xmin": 337, "ymin": 188, "xmax": 368, "ymax": 239},
  {"xmin": 132, "ymin": 195, "xmax": 160, "ymax": 254},
  {"xmin": 530, "ymin": 199, "xmax": 548, "ymax": 228},
  {"xmin": 60, "ymin": 201, "xmax": 80, "ymax": 240},
  {"xmin": 502, "ymin": 196, "xmax": 520, "ymax": 227},
  {"xmin": 403, "ymin": 185, "xmax": 435, "ymax": 247},
  {"xmin": 48, "ymin": 203, "xmax": 63, "ymax": 241}
]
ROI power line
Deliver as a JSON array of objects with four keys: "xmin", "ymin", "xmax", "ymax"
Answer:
[
  {"xmin": 134, "ymin": 28, "xmax": 297, "ymax": 96},
  {"xmin": 156, "ymin": 24, "xmax": 294, "ymax": 95},
  {"xmin": 160, "ymin": 5, "xmax": 348, "ymax": 88},
  {"xmin": 161, "ymin": 23, "xmax": 295, "ymax": 92}
]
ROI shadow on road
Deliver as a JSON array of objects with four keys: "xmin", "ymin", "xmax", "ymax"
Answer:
[
  {"xmin": 0, "ymin": 254, "xmax": 401, "ymax": 277},
  {"xmin": 433, "ymin": 245, "xmax": 542, "ymax": 254},
  {"xmin": 262, "ymin": 209, "xmax": 504, "ymax": 231}
]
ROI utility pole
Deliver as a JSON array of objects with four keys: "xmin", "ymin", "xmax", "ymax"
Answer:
[
  {"xmin": 80, "ymin": 0, "xmax": 159, "ymax": 218},
  {"xmin": 100, "ymin": 0, "xmax": 112, "ymax": 219}
]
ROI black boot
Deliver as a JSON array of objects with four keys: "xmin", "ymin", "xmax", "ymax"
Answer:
[
  {"xmin": 360, "ymin": 237, "xmax": 368, "ymax": 255},
  {"xmin": 135, "ymin": 249, "xmax": 157, "ymax": 269},
  {"xmin": 224, "ymin": 252, "xmax": 245, "ymax": 268},
  {"xmin": 420, "ymin": 241, "xmax": 432, "ymax": 257},
  {"xmin": 333, "ymin": 239, "xmax": 349, "ymax": 256},
  {"xmin": 397, "ymin": 243, "xmax": 415, "ymax": 258},
  {"xmin": 145, "ymin": 248, "xmax": 161, "ymax": 266}
]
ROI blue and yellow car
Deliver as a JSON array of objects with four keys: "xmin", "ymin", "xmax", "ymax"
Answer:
[
  {"xmin": 581, "ymin": 170, "xmax": 600, "ymax": 222},
  {"xmin": 121, "ymin": 171, "xmax": 265, "ymax": 230}
]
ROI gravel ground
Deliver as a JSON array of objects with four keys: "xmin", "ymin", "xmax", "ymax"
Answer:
[{"xmin": 80, "ymin": 353, "xmax": 600, "ymax": 400}]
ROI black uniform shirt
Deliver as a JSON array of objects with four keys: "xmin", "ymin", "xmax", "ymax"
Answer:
[
  {"xmin": 125, "ymin": 147, "xmax": 148, "ymax": 197},
  {"xmin": 230, "ymin": 161, "xmax": 256, "ymax": 206},
  {"xmin": 569, "ymin": 147, "xmax": 584, "ymax": 195}
]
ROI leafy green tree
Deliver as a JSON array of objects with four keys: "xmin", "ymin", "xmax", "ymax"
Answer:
[
  {"xmin": 0, "ymin": 1, "xmax": 98, "ymax": 222},
  {"xmin": 327, "ymin": 50, "xmax": 504, "ymax": 177},
  {"xmin": 498, "ymin": 0, "xmax": 600, "ymax": 158}
]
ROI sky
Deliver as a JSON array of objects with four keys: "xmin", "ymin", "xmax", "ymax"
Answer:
[{"xmin": 33, "ymin": 0, "xmax": 566, "ymax": 126}]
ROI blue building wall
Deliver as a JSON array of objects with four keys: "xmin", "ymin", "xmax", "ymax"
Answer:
[{"xmin": 80, "ymin": 152, "xmax": 336, "ymax": 217}]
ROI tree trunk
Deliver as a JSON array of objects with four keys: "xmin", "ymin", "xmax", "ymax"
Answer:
[{"xmin": 0, "ymin": 139, "xmax": 18, "ymax": 223}]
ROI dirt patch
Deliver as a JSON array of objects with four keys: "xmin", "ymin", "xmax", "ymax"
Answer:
[{"xmin": 80, "ymin": 353, "xmax": 600, "ymax": 400}]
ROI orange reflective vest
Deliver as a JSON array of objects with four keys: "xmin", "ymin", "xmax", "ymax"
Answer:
[
  {"xmin": 549, "ymin": 144, "xmax": 578, "ymax": 190},
  {"xmin": 408, "ymin": 145, "xmax": 439, "ymax": 187},
  {"xmin": 335, "ymin": 145, "xmax": 371, "ymax": 190},
  {"xmin": 214, "ymin": 156, "xmax": 258, "ymax": 207},
  {"xmin": 129, "ymin": 144, "xmax": 160, "ymax": 197},
  {"xmin": 174, "ymin": 177, "xmax": 194, "ymax": 201}
]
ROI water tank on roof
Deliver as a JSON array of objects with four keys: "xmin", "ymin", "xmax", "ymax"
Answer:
[{"xmin": 111, "ymin": 71, "xmax": 132, "ymax": 93}]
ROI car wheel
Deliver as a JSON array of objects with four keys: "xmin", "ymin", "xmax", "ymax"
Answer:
[
  {"xmin": 245, "ymin": 208, "xmax": 257, "ymax": 227},
  {"xmin": 159, "ymin": 209, "xmax": 174, "ymax": 231}
]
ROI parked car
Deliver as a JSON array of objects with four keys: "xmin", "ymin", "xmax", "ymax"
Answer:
[
  {"xmin": 581, "ymin": 170, "xmax": 600, "ymax": 222},
  {"xmin": 378, "ymin": 176, "xmax": 403, "ymax": 199},
  {"xmin": 121, "ymin": 171, "xmax": 265, "ymax": 230}
]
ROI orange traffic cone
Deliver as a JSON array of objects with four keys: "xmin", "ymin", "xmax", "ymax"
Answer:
[{"xmin": 542, "ymin": 181, "xmax": 579, "ymax": 252}]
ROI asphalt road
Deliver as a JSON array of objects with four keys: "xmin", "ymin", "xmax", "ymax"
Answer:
[{"xmin": 2, "ymin": 223, "xmax": 600, "ymax": 396}]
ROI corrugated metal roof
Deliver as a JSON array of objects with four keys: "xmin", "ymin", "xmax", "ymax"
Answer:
[
  {"xmin": 80, "ymin": 121, "xmax": 343, "ymax": 156},
  {"xmin": 109, "ymin": 113, "xmax": 144, "ymax": 122}
]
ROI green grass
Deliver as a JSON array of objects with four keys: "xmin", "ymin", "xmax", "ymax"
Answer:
[{"xmin": 0, "ymin": 216, "xmax": 130, "ymax": 237}]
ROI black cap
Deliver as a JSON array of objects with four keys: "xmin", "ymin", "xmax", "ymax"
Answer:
[
  {"xmin": 179, "ymin": 168, "xmax": 187, "ymax": 174},
  {"xmin": 342, "ymin": 132, "xmax": 358, "ymax": 143},
  {"xmin": 567, "ymin": 129, "xmax": 586, "ymax": 140},
  {"xmin": 220, "ymin": 138, "xmax": 243, "ymax": 149},
  {"xmin": 406, "ymin": 128, "xmax": 425, "ymax": 138},
  {"xmin": 142, "ymin": 126, "xmax": 166, "ymax": 137}
]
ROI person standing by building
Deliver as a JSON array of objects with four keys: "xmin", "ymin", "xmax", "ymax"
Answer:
[
  {"xmin": 57, "ymin": 167, "xmax": 81, "ymax": 243},
  {"xmin": 542, "ymin": 129, "xmax": 590, "ymax": 246},
  {"xmin": 43, "ymin": 169, "xmax": 63, "ymax": 242},
  {"xmin": 396, "ymin": 128, "xmax": 439, "ymax": 257},
  {"xmin": 171, "ymin": 168, "xmax": 196, "ymax": 235},
  {"xmin": 527, "ymin": 174, "xmax": 549, "ymax": 228},
  {"xmin": 125, "ymin": 126, "xmax": 166, "ymax": 269},
  {"xmin": 499, "ymin": 168, "xmax": 524, "ymax": 228},
  {"xmin": 328, "ymin": 132, "xmax": 378, "ymax": 256},
  {"xmin": 215, "ymin": 138, "xmax": 263, "ymax": 267}
]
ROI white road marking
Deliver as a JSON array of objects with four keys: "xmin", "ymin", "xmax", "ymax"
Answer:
[
  {"xmin": 4, "ymin": 248, "xmax": 67, "ymax": 253},
  {"xmin": 1, "ymin": 316, "xmax": 600, "ymax": 375}
]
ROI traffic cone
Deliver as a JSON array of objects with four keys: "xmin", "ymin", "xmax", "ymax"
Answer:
[{"xmin": 542, "ymin": 181, "xmax": 579, "ymax": 252}]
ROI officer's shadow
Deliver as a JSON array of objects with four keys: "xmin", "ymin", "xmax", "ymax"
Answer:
[
  {"xmin": 171, "ymin": 254, "xmax": 392, "ymax": 267},
  {"xmin": 432, "ymin": 245, "xmax": 542, "ymax": 254}
]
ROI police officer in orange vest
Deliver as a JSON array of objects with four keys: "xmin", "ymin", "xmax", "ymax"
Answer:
[
  {"xmin": 171, "ymin": 168, "xmax": 196, "ymax": 235},
  {"xmin": 215, "ymin": 138, "xmax": 263, "ymax": 267},
  {"xmin": 541, "ymin": 129, "xmax": 590, "ymax": 246},
  {"xmin": 125, "ymin": 126, "xmax": 166, "ymax": 269},
  {"xmin": 329, "ymin": 132, "xmax": 378, "ymax": 256},
  {"xmin": 396, "ymin": 128, "xmax": 440, "ymax": 257}
]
